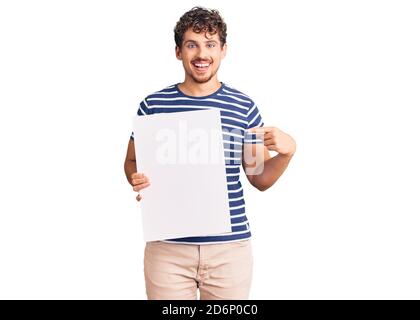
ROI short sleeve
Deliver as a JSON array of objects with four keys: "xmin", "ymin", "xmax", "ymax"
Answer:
[
  {"xmin": 130, "ymin": 98, "xmax": 150, "ymax": 140},
  {"xmin": 243, "ymin": 101, "xmax": 265, "ymax": 144}
]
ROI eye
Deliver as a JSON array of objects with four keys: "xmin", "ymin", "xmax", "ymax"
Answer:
[
  {"xmin": 208, "ymin": 43, "xmax": 216, "ymax": 48},
  {"xmin": 187, "ymin": 43, "xmax": 196, "ymax": 48}
]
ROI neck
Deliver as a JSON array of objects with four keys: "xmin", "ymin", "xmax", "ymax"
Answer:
[{"xmin": 178, "ymin": 77, "xmax": 221, "ymax": 97}]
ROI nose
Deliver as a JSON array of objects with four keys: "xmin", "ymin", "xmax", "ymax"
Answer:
[{"xmin": 196, "ymin": 46, "xmax": 210, "ymax": 60}]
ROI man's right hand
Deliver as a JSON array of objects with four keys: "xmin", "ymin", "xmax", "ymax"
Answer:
[{"xmin": 131, "ymin": 172, "xmax": 151, "ymax": 201}]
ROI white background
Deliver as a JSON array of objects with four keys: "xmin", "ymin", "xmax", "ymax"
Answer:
[{"xmin": 0, "ymin": 0, "xmax": 419, "ymax": 299}]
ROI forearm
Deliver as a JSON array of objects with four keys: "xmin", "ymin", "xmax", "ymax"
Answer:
[
  {"xmin": 251, "ymin": 153, "xmax": 294, "ymax": 191},
  {"xmin": 124, "ymin": 160, "xmax": 137, "ymax": 186}
]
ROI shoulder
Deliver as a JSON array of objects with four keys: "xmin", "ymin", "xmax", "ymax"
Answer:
[
  {"xmin": 142, "ymin": 84, "xmax": 178, "ymax": 103},
  {"xmin": 221, "ymin": 83, "xmax": 257, "ymax": 111},
  {"xmin": 136, "ymin": 84, "xmax": 178, "ymax": 115}
]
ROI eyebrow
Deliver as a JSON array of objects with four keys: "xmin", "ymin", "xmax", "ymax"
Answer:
[{"xmin": 184, "ymin": 40, "xmax": 218, "ymax": 44}]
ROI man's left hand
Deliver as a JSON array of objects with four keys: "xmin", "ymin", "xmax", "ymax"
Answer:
[{"xmin": 248, "ymin": 126, "xmax": 296, "ymax": 157}]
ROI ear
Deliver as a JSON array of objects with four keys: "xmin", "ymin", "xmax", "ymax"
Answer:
[
  {"xmin": 175, "ymin": 46, "xmax": 182, "ymax": 60},
  {"xmin": 221, "ymin": 43, "xmax": 227, "ymax": 60}
]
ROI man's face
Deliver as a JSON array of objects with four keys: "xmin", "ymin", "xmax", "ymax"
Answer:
[{"xmin": 176, "ymin": 28, "xmax": 227, "ymax": 84}]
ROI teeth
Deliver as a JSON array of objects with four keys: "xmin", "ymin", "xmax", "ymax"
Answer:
[{"xmin": 194, "ymin": 63, "xmax": 210, "ymax": 67}]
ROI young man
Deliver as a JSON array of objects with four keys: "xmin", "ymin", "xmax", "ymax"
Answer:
[{"xmin": 124, "ymin": 7, "xmax": 296, "ymax": 300}]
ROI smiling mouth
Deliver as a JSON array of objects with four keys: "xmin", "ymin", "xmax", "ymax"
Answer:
[{"xmin": 192, "ymin": 62, "xmax": 211, "ymax": 72}]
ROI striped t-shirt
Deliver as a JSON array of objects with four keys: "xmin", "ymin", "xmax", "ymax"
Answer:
[{"xmin": 130, "ymin": 82, "xmax": 264, "ymax": 244}]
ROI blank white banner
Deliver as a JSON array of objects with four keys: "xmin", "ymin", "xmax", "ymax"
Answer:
[{"xmin": 132, "ymin": 109, "xmax": 231, "ymax": 241}]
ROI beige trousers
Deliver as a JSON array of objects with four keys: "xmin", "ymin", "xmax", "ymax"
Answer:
[{"xmin": 144, "ymin": 239, "xmax": 253, "ymax": 300}]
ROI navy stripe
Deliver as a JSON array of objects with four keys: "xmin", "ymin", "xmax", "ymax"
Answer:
[
  {"xmin": 231, "ymin": 215, "xmax": 247, "ymax": 224},
  {"xmin": 148, "ymin": 107, "xmax": 202, "ymax": 114},
  {"xmin": 232, "ymin": 224, "xmax": 248, "ymax": 232},
  {"xmin": 221, "ymin": 117, "xmax": 247, "ymax": 129},
  {"xmin": 148, "ymin": 99, "xmax": 248, "ymax": 117},
  {"xmin": 230, "ymin": 207, "xmax": 246, "ymax": 216},
  {"xmin": 227, "ymin": 182, "xmax": 242, "ymax": 191},
  {"xmin": 228, "ymin": 189, "xmax": 244, "ymax": 199},
  {"xmin": 165, "ymin": 231, "xmax": 252, "ymax": 243},
  {"xmin": 229, "ymin": 198, "xmax": 245, "ymax": 207},
  {"xmin": 223, "ymin": 142, "xmax": 243, "ymax": 149},
  {"xmin": 226, "ymin": 167, "xmax": 240, "ymax": 174},
  {"xmin": 227, "ymin": 175, "xmax": 240, "ymax": 182}
]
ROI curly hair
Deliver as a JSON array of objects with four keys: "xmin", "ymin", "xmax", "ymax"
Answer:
[{"xmin": 174, "ymin": 6, "xmax": 227, "ymax": 48}]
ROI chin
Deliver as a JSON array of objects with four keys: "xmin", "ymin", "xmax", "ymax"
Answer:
[
  {"xmin": 190, "ymin": 72, "xmax": 216, "ymax": 84},
  {"xmin": 192, "ymin": 77, "xmax": 212, "ymax": 83}
]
